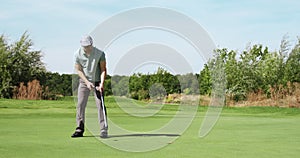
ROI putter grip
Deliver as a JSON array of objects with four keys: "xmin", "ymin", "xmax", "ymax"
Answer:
[
  {"xmin": 94, "ymin": 81, "xmax": 102, "ymax": 99},
  {"xmin": 95, "ymin": 88, "xmax": 102, "ymax": 99}
]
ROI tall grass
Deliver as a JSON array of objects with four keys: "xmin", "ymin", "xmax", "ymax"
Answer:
[
  {"xmin": 225, "ymin": 82, "xmax": 300, "ymax": 108},
  {"xmin": 12, "ymin": 79, "xmax": 57, "ymax": 100},
  {"xmin": 13, "ymin": 80, "xmax": 42, "ymax": 100}
]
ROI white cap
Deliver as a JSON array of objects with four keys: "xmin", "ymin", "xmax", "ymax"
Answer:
[{"xmin": 80, "ymin": 35, "xmax": 93, "ymax": 46}]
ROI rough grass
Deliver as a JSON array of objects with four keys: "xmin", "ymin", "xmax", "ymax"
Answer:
[{"xmin": 0, "ymin": 97, "xmax": 300, "ymax": 158}]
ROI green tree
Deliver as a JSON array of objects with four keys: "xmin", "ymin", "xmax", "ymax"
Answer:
[
  {"xmin": 0, "ymin": 32, "xmax": 46, "ymax": 98},
  {"xmin": 178, "ymin": 73, "xmax": 199, "ymax": 95},
  {"xmin": 239, "ymin": 45, "xmax": 265, "ymax": 93},
  {"xmin": 256, "ymin": 50, "xmax": 282, "ymax": 93},
  {"xmin": 208, "ymin": 49, "xmax": 226, "ymax": 101},
  {"xmin": 104, "ymin": 75, "xmax": 112, "ymax": 96},
  {"xmin": 150, "ymin": 68, "xmax": 180, "ymax": 95},
  {"xmin": 0, "ymin": 35, "xmax": 12, "ymax": 98},
  {"xmin": 129, "ymin": 73, "xmax": 150, "ymax": 100},
  {"xmin": 61, "ymin": 74, "xmax": 73, "ymax": 96},
  {"xmin": 199, "ymin": 64, "xmax": 212, "ymax": 95},
  {"xmin": 284, "ymin": 38, "xmax": 300, "ymax": 83},
  {"xmin": 128, "ymin": 68, "xmax": 180, "ymax": 100},
  {"xmin": 111, "ymin": 75, "xmax": 129, "ymax": 96}
]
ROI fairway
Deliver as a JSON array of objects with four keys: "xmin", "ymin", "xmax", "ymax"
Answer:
[{"xmin": 0, "ymin": 97, "xmax": 300, "ymax": 158}]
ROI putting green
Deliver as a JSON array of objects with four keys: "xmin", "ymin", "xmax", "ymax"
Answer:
[{"xmin": 0, "ymin": 97, "xmax": 300, "ymax": 158}]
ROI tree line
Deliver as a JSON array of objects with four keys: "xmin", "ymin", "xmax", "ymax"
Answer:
[
  {"xmin": 109, "ymin": 68, "xmax": 200, "ymax": 100},
  {"xmin": 0, "ymin": 33, "xmax": 72, "ymax": 99},
  {"xmin": 206, "ymin": 37, "xmax": 300, "ymax": 102},
  {"xmin": 111, "ymin": 37, "xmax": 300, "ymax": 102},
  {"xmin": 0, "ymin": 33, "xmax": 299, "ymax": 103}
]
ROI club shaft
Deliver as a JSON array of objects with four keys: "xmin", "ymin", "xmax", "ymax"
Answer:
[{"xmin": 100, "ymin": 92, "xmax": 108, "ymax": 128}]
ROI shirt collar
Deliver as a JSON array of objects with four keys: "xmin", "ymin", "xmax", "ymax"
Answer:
[{"xmin": 81, "ymin": 47, "xmax": 94, "ymax": 57}]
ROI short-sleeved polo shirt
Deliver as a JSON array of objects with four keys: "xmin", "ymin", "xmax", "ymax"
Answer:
[{"xmin": 75, "ymin": 47, "xmax": 106, "ymax": 82}]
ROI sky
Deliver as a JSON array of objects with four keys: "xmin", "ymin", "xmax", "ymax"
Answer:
[{"xmin": 0, "ymin": 0, "xmax": 299, "ymax": 75}]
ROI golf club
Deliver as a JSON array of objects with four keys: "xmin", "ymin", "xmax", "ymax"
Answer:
[{"xmin": 95, "ymin": 87, "xmax": 108, "ymax": 129}]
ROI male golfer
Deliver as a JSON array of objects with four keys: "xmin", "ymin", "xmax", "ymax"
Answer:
[{"xmin": 71, "ymin": 35, "xmax": 108, "ymax": 138}]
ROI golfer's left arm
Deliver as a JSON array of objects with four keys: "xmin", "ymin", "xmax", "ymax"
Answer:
[{"xmin": 99, "ymin": 61, "xmax": 107, "ymax": 92}]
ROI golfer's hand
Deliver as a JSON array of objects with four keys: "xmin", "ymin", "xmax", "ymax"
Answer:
[
  {"xmin": 86, "ymin": 82, "xmax": 94, "ymax": 90},
  {"xmin": 96, "ymin": 83, "xmax": 104, "ymax": 92}
]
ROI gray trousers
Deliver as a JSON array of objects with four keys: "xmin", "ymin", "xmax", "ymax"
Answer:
[{"xmin": 76, "ymin": 79, "xmax": 108, "ymax": 132}]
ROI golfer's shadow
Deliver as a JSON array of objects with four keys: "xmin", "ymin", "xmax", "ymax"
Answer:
[{"xmin": 84, "ymin": 133, "xmax": 180, "ymax": 138}]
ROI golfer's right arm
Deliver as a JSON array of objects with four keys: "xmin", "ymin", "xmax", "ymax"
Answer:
[{"xmin": 75, "ymin": 64, "xmax": 94, "ymax": 89}]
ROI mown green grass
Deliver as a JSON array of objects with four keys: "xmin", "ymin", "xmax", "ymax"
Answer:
[{"xmin": 0, "ymin": 97, "xmax": 300, "ymax": 158}]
